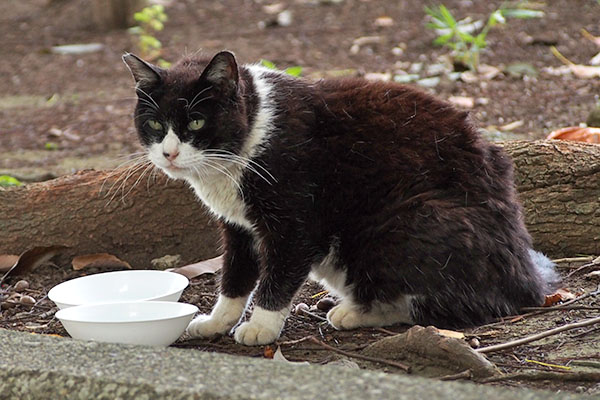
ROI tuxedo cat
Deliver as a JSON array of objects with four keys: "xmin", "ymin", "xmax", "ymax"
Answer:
[{"xmin": 124, "ymin": 51, "xmax": 557, "ymax": 346}]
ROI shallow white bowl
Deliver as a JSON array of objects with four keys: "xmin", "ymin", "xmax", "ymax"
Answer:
[
  {"xmin": 48, "ymin": 270, "xmax": 189, "ymax": 309},
  {"xmin": 55, "ymin": 301, "xmax": 198, "ymax": 346}
]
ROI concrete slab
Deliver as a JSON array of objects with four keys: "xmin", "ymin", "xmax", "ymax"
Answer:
[{"xmin": 0, "ymin": 329, "xmax": 584, "ymax": 400}]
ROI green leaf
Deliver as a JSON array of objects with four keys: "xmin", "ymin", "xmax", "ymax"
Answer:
[
  {"xmin": 474, "ymin": 32, "xmax": 487, "ymax": 48},
  {"xmin": 44, "ymin": 142, "xmax": 58, "ymax": 151},
  {"xmin": 438, "ymin": 5, "xmax": 457, "ymax": 27},
  {"xmin": 133, "ymin": 11, "xmax": 150, "ymax": 23},
  {"xmin": 457, "ymin": 30, "xmax": 476, "ymax": 43},
  {"xmin": 127, "ymin": 26, "xmax": 142, "ymax": 35},
  {"xmin": 433, "ymin": 32, "xmax": 453, "ymax": 45},
  {"xmin": 157, "ymin": 59, "xmax": 171, "ymax": 68},
  {"xmin": 260, "ymin": 59, "xmax": 277, "ymax": 69},
  {"xmin": 488, "ymin": 9, "xmax": 505, "ymax": 27},
  {"xmin": 141, "ymin": 35, "xmax": 162, "ymax": 49},
  {"xmin": 149, "ymin": 20, "xmax": 164, "ymax": 31},
  {"xmin": 284, "ymin": 66, "xmax": 302, "ymax": 77},
  {"xmin": 501, "ymin": 9, "xmax": 544, "ymax": 19},
  {"xmin": 0, "ymin": 175, "xmax": 22, "ymax": 187}
]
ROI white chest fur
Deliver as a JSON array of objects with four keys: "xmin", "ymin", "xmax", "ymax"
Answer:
[{"xmin": 185, "ymin": 172, "xmax": 254, "ymax": 230}]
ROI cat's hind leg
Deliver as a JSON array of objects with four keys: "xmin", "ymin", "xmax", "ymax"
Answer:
[{"xmin": 327, "ymin": 296, "xmax": 414, "ymax": 330}]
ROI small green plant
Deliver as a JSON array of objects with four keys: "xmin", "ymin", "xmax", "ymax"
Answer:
[
  {"xmin": 425, "ymin": 4, "xmax": 544, "ymax": 71},
  {"xmin": 44, "ymin": 142, "xmax": 58, "ymax": 151},
  {"xmin": 0, "ymin": 175, "xmax": 22, "ymax": 187},
  {"xmin": 128, "ymin": 5, "xmax": 170, "ymax": 68},
  {"xmin": 260, "ymin": 59, "xmax": 303, "ymax": 77}
]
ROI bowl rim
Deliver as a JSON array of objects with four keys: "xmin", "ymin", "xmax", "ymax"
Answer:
[
  {"xmin": 55, "ymin": 301, "xmax": 199, "ymax": 324},
  {"xmin": 48, "ymin": 269, "xmax": 189, "ymax": 307}
]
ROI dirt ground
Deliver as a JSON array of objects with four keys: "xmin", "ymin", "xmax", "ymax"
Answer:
[{"xmin": 1, "ymin": 0, "xmax": 599, "ymax": 396}]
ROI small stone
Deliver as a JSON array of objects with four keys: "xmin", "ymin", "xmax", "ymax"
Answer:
[
  {"xmin": 316, "ymin": 297, "xmax": 336, "ymax": 312},
  {"xmin": 294, "ymin": 302, "xmax": 309, "ymax": 315},
  {"xmin": 391, "ymin": 47, "xmax": 404, "ymax": 57},
  {"xmin": 276, "ymin": 10, "xmax": 293, "ymax": 27},
  {"xmin": 468, "ymin": 337, "xmax": 480, "ymax": 348},
  {"xmin": 14, "ymin": 280, "xmax": 29, "ymax": 292},
  {"xmin": 416, "ymin": 77, "xmax": 440, "ymax": 88},
  {"xmin": 364, "ymin": 72, "xmax": 392, "ymax": 82},
  {"xmin": 19, "ymin": 295, "xmax": 36, "ymax": 305},
  {"xmin": 374, "ymin": 16, "xmax": 394, "ymax": 28},
  {"xmin": 150, "ymin": 254, "xmax": 182, "ymax": 270},
  {"xmin": 448, "ymin": 96, "xmax": 475, "ymax": 109}
]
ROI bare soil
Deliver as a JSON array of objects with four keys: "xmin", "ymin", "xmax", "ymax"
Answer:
[{"xmin": 1, "ymin": 0, "xmax": 599, "ymax": 396}]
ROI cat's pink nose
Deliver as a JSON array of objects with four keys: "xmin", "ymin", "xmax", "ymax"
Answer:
[{"xmin": 163, "ymin": 150, "xmax": 179, "ymax": 161}]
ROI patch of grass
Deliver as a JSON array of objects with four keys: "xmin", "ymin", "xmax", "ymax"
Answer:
[
  {"xmin": 425, "ymin": 3, "xmax": 544, "ymax": 71},
  {"xmin": 260, "ymin": 59, "xmax": 303, "ymax": 77},
  {"xmin": 0, "ymin": 175, "xmax": 22, "ymax": 187}
]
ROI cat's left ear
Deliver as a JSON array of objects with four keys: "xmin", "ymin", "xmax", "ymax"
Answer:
[
  {"xmin": 122, "ymin": 53, "xmax": 164, "ymax": 89},
  {"xmin": 200, "ymin": 51, "xmax": 239, "ymax": 94}
]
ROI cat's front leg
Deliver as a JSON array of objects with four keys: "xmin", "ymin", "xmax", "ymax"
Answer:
[
  {"xmin": 187, "ymin": 225, "xmax": 259, "ymax": 339},
  {"xmin": 233, "ymin": 243, "xmax": 311, "ymax": 346}
]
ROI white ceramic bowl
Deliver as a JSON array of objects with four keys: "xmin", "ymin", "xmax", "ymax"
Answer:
[
  {"xmin": 55, "ymin": 301, "xmax": 198, "ymax": 346},
  {"xmin": 48, "ymin": 270, "xmax": 189, "ymax": 309}
]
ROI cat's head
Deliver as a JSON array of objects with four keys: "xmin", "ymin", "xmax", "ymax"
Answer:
[{"xmin": 123, "ymin": 51, "xmax": 250, "ymax": 180}]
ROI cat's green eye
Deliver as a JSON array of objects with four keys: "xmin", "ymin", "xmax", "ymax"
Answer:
[
  {"xmin": 188, "ymin": 119, "xmax": 205, "ymax": 131},
  {"xmin": 147, "ymin": 119, "xmax": 163, "ymax": 131}
]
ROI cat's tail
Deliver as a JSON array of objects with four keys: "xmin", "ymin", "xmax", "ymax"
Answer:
[{"xmin": 528, "ymin": 248, "xmax": 560, "ymax": 293}]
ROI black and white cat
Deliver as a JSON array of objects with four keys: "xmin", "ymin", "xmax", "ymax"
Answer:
[{"xmin": 123, "ymin": 51, "xmax": 557, "ymax": 346}]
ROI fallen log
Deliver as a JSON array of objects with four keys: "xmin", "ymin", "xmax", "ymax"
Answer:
[
  {"xmin": 0, "ymin": 140, "xmax": 597, "ymax": 268},
  {"xmin": 0, "ymin": 169, "xmax": 219, "ymax": 268}
]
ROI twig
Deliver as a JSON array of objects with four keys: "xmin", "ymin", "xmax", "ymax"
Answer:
[
  {"xmin": 565, "ymin": 260, "xmax": 600, "ymax": 279},
  {"xmin": 374, "ymin": 327, "xmax": 400, "ymax": 335},
  {"xmin": 308, "ymin": 336, "xmax": 411, "ymax": 372},
  {"xmin": 478, "ymin": 286, "xmax": 600, "ymax": 327},
  {"xmin": 277, "ymin": 336, "xmax": 315, "ymax": 346},
  {"xmin": 570, "ymin": 326, "xmax": 600, "ymax": 339},
  {"xmin": 552, "ymin": 256, "xmax": 594, "ymax": 265},
  {"xmin": 478, "ymin": 371, "xmax": 600, "ymax": 383},
  {"xmin": 438, "ymin": 369, "xmax": 473, "ymax": 381},
  {"xmin": 521, "ymin": 306, "xmax": 600, "ymax": 312},
  {"xmin": 297, "ymin": 308, "xmax": 327, "ymax": 322},
  {"xmin": 476, "ymin": 315, "xmax": 600, "ymax": 354}
]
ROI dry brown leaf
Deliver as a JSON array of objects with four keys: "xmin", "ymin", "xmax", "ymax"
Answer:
[
  {"xmin": 263, "ymin": 346, "xmax": 275, "ymax": 359},
  {"xmin": 168, "ymin": 254, "xmax": 224, "ymax": 279},
  {"xmin": 72, "ymin": 253, "xmax": 132, "ymax": 271},
  {"xmin": 0, "ymin": 255, "xmax": 19, "ymax": 272},
  {"xmin": 0, "ymin": 245, "xmax": 68, "ymax": 284},
  {"xmin": 547, "ymin": 126, "xmax": 600, "ymax": 143},
  {"xmin": 543, "ymin": 288, "xmax": 577, "ymax": 307}
]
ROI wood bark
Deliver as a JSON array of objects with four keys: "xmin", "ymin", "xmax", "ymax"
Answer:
[
  {"xmin": 501, "ymin": 140, "xmax": 600, "ymax": 257},
  {"xmin": 0, "ymin": 140, "xmax": 597, "ymax": 268}
]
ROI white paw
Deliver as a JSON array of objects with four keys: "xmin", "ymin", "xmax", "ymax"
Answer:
[
  {"xmin": 327, "ymin": 303, "xmax": 363, "ymax": 330},
  {"xmin": 232, "ymin": 306, "xmax": 287, "ymax": 346},
  {"xmin": 233, "ymin": 320, "xmax": 280, "ymax": 346},
  {"xmin": 187, "ymin": 294, "xmax": 248, "ymax": 338},
  {"xmin": 187, "ymin": 314, "xmax": 232, "ymax": 338}
]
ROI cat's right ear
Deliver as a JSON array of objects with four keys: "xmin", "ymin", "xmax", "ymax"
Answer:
[{"xmin": 122, "ymin": 53, "xmax": 163, "ymax": 89}]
